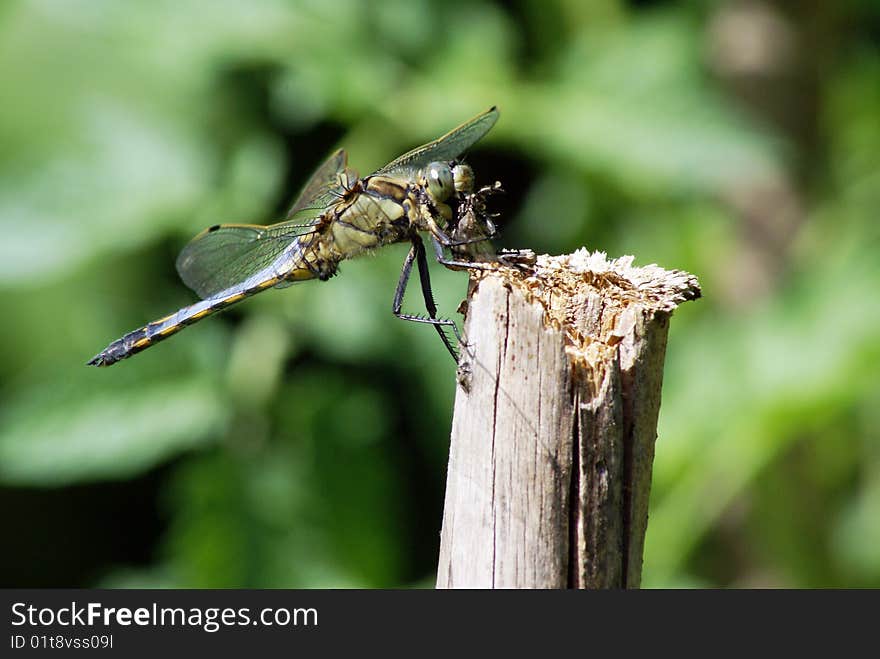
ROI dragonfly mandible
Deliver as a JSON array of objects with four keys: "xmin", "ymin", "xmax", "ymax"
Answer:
[{"xmin": 88, "ymin": 107, "xmax": 504, "ymax": 367}]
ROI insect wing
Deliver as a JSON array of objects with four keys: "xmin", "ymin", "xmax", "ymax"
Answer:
[
  {"xmin": 175, "ymin": 148, "xmax": 354, "ymax": 300},
  {"xmin": 376, "ymin": 107, "xmax": 499, "ymax": 180},
  {"xmin": 176, "ymin": 221, "xmax": 319, "ymax": 300},
  {"xmin": 286, "ymin": 148, "xmax": 356, "ymax": 220}
]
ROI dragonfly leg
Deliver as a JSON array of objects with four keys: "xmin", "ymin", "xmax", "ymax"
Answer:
[
  {"xmin": 414, "ymin": 234, "xmax": 462, "ymax": 357},
  {"xmin": 431, "ymin": 236, "xmax": 536, "ymax": 273},
  {"xmin": 392, "ymin": 235, "xmax": 461, "ymax": 361},
  {"xmin": 430, "ymin": 236, "xmax": 495, "ymax": 271}
]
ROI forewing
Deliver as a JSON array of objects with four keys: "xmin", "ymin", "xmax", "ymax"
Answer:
[
  {"xmin": 286, "ymin": 148, "xmax": 355, "ymax": 220},
  {"xmin": 176, "ymin": 221, "xmax": 319, "ymax": 299},
  {"xmin": 376, "ymin": 107, "xmax": 499, "ymax": 180}
]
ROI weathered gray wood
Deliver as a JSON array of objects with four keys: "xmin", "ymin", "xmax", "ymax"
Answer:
[{"xmin": 436, "ymin": 250, "xmax": 700, "ymax": 589}]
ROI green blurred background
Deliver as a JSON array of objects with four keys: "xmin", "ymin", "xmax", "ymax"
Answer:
[{"xmin": 1, "ymin": 0, "xmax": 878, "ymax": 588}]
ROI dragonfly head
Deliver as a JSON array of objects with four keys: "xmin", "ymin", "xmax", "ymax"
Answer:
[
  {"xmin": 424, "ymin": 161, "xmax": 455, "ymax": 202},
  {"xmin": 452, "ymin": 162, "xmax": 475, "ymax": 196},
  {"xmin": 424, "ymin": 161, "xmax": 477, "ymax": 204}
]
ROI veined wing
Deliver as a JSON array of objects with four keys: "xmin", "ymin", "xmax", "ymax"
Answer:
[
  {"xmin": 286, "ymin": 148, "xmax": 356, "ymax": 220},
  {"xmin": 375, "ymin": 107, "xmax": 499, "ymax": 180},
  {"xmin": 176, "ymin": 221, "xmax": 320, "ymax": 299},
  {"xmin": 176, "ymin": 148, "xmax": 353, "ymax": 300}
]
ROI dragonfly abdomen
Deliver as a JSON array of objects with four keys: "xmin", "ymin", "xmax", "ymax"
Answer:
[{"xmin": 88, "ymin": 273, "xmax": 295, "ymax": 367}]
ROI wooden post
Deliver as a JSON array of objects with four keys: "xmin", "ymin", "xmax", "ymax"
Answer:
[{"xmin": 436, "ymin": 249, "xmax": 701, "ymax": 588}]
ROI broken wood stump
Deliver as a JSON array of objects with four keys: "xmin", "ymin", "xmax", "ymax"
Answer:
[{"xmin": 436, "ymin": 249, "xmax": 701, "ymax": 588}]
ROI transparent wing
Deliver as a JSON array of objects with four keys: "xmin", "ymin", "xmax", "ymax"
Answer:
[
  {"xmin": 176, "ymin": 148, "xmax": 355, "ymax": 299},
  {"xmin": 176, "ymin": 221, "xmax": 320, "ymax": 299},
  {"xmin": 286, "ymin": 148, "xmax": 356, "ymax": 220},
  {"xmin": 375, "ymin": 107, "xmax": 499, "ymax": 180}
]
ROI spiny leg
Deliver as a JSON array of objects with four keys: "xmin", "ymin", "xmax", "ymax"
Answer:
[
  {"xmin": 430, "ymin": 235, "xmax": 536, "ymax": 273},
  {"xmin": 430, "ymin": 235, "xmax": 495, "ymax": 271},
  {"xmin": 414, "ymin": 234, "xmax": 462, "ymax": 359},
  {"xmin": 392, "ymin": 235, "xmax": 460, "ymax": 361}
]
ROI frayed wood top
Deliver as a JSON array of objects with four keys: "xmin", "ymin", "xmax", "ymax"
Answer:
[{"xmin": 467, "ymin": 248, "xmax": 701, "ymax": 363}]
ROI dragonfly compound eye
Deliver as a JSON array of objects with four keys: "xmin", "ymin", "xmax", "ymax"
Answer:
[
  {"xmin": 425, "ymin": 162, "xmax": 454, "ymax": 202},
  {"xmin": 452, "ymin": 163, "xmax": 475, "ymax": 195}
]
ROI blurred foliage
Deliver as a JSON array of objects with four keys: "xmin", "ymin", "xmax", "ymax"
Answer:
[{"xmin": 0, "ymin": 0, "xmax": 878, "ymax": 588}]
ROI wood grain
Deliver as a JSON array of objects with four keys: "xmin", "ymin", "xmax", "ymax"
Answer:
[{"xmin": 437, "ymin": 250, "xmax": 701, "ymax": 588}]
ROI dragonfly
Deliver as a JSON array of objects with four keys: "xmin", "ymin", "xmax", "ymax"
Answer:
[{"xmin": 88, "ymin": 107, "xmax": 506, "ymax": 367}]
